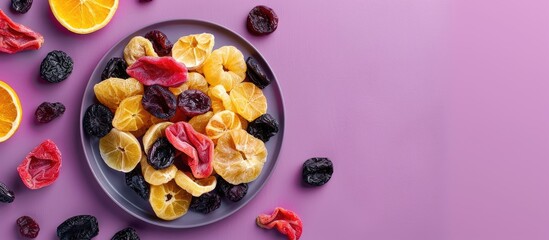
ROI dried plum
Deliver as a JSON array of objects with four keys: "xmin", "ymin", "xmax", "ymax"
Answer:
[
  {"xmin": 35, "ymin": 102, "xmax": 65, "ymax": 123},
  {"xmin": 40, "ymin": 50, "xmax": 73, "ymax": 83},
  {"xmin": 247, "ymin": 5, "xmax": 279, "ymax": 35},
  {"xmin": 246, "ymin": 57, "xmax": 271, "ymax": 89},
  {"xmin": 216, "ymin": 177, "xmax": 248, "ymax": 202},
  {"xmin": 190, "ymin": 191, "xmax": 221, "ymax": 214},
  {"xmin": 302, "ymin": 157, "xmax": 333, "ymax": 186},
  {"xmin": 101, "ymin": 57, "xmax": 130, "ymax": 80},
  {"xmin": 177, "ymin": 89, "xmax": 211, "ymax": 117},
  {"xmin": 83, "ymin": 104, "xmax": 113, "ymax": 138},
  {"xmin": 17, "ymin": 216, "xmax": 40, "ymax": 238},
  {"xmin": 111, "ymin": 227, "xmax": 140, "ymax": 240},
  {"xmin": 148, "ymin": 137, "xmax": 176, "ymax": 170},
  {"xmin": 125, "ymin": 166, "xmax": 149, "ymax": 200},
  {"xmin": 11, "ymin": 0, "xmax": 33, "ymax": 14},
  {"xmin": 144, "ymin": 30, "xmax": 172, "ymax": 56},
  {"xmin": 142, "ymin": 85, "xmax": 177, "ymax": 119},
  {"xmin": 56, "ymin": 215, "xmax": 99, "ymax": 240},
  {"xmin": 247, "ymin": 113, "xmax": 279, "ymax": 142},
  {"xmin": 0, "ymin": 181, "xmax": 15, "ymax": 203}
]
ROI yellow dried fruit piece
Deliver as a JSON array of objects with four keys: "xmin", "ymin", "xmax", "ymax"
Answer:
[
  {"xmin": 93, "ymin": 77, "xmax": 144, "ymax": 111},
  {"xmin": 149, "ymin": 180, "xmax": 192, "ymax": 220},
  {"xmin": 141, "ymin": 155, "xmax": 177, "ymax": 186},
  {"xmin": 172, "ymin": 33, "xmax": 215, "ymax": 70},
  {"xmin": 99, "ymin": 128, "xmax": 142, "ymax": 172},
  {"xmin": 203, "ymin": 46, "xmax": 246, "ymax": 91},
  {"xmin": 209, "ymin": 85, "xmax": 235, "ymax": 111},
  {"xmin": 142, "ymin": 122, "xmax": 173, "ymax": 155},
  {"xmin": 230, "ymin": 82, "xmax": 267, "ymax": 122},
  {"xmin": 124, "ymin": 36, "xmax": 158, "ymax": 66},
  {"xmin": 112, "ymin": 95, "xmax": 150, "ymax": 131},
  {"xmin": 169, "ymin": 72, "xmax": 209, "ymax": 96},
  {"xmin": 205, "ymin": 110, "xmax": 241, "ymax": 141},
  {"xmin": 174, "ymin": 171, "xmax": 217, "ymax": 197},
  {"xmin": 188, "ymin": 111, "xmax": 214, "ymax": 134}
]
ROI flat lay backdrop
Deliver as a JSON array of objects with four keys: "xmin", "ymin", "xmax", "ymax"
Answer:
[{"xmin": 1, "ymin": 0, "xmax": 549, "ymax": 239}]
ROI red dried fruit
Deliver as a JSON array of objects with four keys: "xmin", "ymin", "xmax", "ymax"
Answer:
[
  {"xmin": 165, "ymin": 122, "xmax": 214, "ymax": 178},
  {"xmin": 247, "ymin": 6, "xmax": 279, "ymax": 35},
  {"xmin": 17, "ymin": 139, "xmax": 62, "ymax": 189},
  {"xmin": 0, "ymin": 9, "xmax": 43, "ymax": 54},
  {"xmin": 126, "ymin": 56, "xmax": 188, "ymax": 87},
  {"xmin": 17, "ymin": 216, "xmax": 40, "ymax": 239},
  {"xmin": 145, "ymin": 30, "xmax": 173, "ymax": 57},
  {"xmin": 257, "ymin": 207, "xmax": 303, "ymax": 240}
]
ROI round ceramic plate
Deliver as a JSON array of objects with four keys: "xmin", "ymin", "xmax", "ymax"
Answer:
[{"xmin": 79, "ymin": 20, "xmax": 284, "ymax": 228}]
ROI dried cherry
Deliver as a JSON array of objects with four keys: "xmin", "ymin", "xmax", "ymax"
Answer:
[
  {"xmin": 126, "ymin": 56, "xmax": 188, "ymax": 87},
  {"xmin": 142, "ymin": 85, "xmax": 177, "ymax": 119},
  {"xmin": 17, "ymin": 216, "xmax": 40, "ymax": 239},
  {"xmin": 147, "ymin": 137, "xmax": 176, "ymax": 170},
  {"xmin": 0, "ymin": 10, "xmax": 43, "ymax": 53},
  {"xmin": 247, "ymin": 113, "xmax": 279, "ymax": 142},
  {"xmin": 247, "ymin": 5, "xmax": 279, "ymax": 35},
  {"xmin": 11, "ymin": 0, "xmax": 33, "ymax": 14},
  {"xmin": 83, "ymin": 104, "xmax": 113, "ymax": 138},
  {"xmin": 35, "ymin": 102, "xmax": 65, "ymax": 123},
  {"xmin": 17, "ymin": 139, "xmax": 62, "ymax": 189},
  {"xmin": 111, "ymin": 227, "xmax": 140, "ymax": 240},
  {"xmin": 101, "ymin": 57, "xmax": 130, "ymax": 80},
  {"xmin": 302, "ymin": 157, "xmax": 333, "ymax": 186},
  {"xmin": 165, "ymin": 122, "xmax": 214, "ymax": 178},
  {"xmin": 0, "ymin": 181, "xmax": 15, "ymax": 203},
  {"xmin": 177, "ymin": 89, "xmax": 211, "ymax": 117},
  {"xmin": 125, "ymin": 166, "xmax": 149, "ymax": 200},
  {"xmin": 145, "ymin": 30, "xmax": 173, "ymax": 57},
  {"xmin": 216, "ymin": 177, "xmax": 248, "ymax": 202},
  {"xmin": 256, "ymin": 207, "xmax": 303, "ymax": 240},
  {"xmin": 190, "ymin": 191, "xmax": 221, "ymax": 214},
  {"xmin": 56, "ymin": 215, "xmax": 99, "ymax": 240},
  {"xmin": 40, "ymin": 50, "xmax": 73, "ymax": 83},
  {"xmin": 246, "ymin": 57, "xmax": 271, "ymax": 89}
]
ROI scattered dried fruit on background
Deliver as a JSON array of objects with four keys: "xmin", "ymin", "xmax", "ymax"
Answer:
[
  {"xmin": 17, "ymin": 139, "xmax": 62, "ymax": 189},
  {"xmin": 35, "ymin": 102, "xmax": 65, "ymax": 123},
  {"xmin": 247, "ymin": 5, "xmax": 279, "ymax": 35},
  {"xmin": 11, "ymin": 0, "xmax": 33, "ymax": 14},
  {"xmin": 40, "ymin": 50, "xmax": 74, "ymax": 83},
  {"xmin": 257, "ymin": 207, "xmax": 303, "ymax": 240},
  {"xmin": 0, "ymin": 181, "xmax": 15, "ymax": 203},
  {"xmin": 0, "ymin": 10, "xmax": 43, "ymax": 53},
  {"xmin": 16, "ymin": 216, "xmax": 40, "ymax": 239},
  {"xmin": 302, "ymin": 157, "xmax": 333, "ymax": 186},
  {"xmin": 56, "ymin": 215, "xmax": 99, "ymax": 240},
  {"xmin": 111, "ymin": 227, "xmax": 140, "ymax": 240}
]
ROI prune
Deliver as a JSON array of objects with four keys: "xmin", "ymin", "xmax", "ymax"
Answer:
[
  {"xmin": 101, "ymin": 57, "xmax": 130, "ymax": 80},
  {"xmin": 40, "ymin": 50, "xmax": 73, "ymax": 83},
  {"xmin": 125, "ymin": 166, "xmax": 149, "ymax": 200},
  {"xmin": 145, "ymin": 30, "xmax": 173, "ymax": 57},
  {"xmin": 11, "ymin": 0, "xmax": 33, "ymax": 14},
  {"xmin": 247, "ymin": 5, "xmax": 279, "ymax": 35},
  {"xmin": 126, "ymin": 56, "xmax": 187, "ymax": 87},
  {"xmin": 142, "ymin": 85, "xmax": 177, "ymax": 119},
  {"xmin": 177, "ymin": 89, "xmax": 211, "ymax": 117},
  {"xmin": 247, "ymin": 113, "xmax": 279, "ymax": 142},
  {"xmin": 0, "ymin": 181, "xmax": 15, "ymax": 203},
  {"xmin": 17, "ymin": 216, "xmax": 40, "ymax": 238},
  {"xmin": 35, "ymin": 102, "xmax": 65, "ymax": 123},
  {"xmin": 246, "ymin": 57, "xmax": 271, "ymax": 89},
  {"xmin": 83, "ymin": 104, "xmax": 113, "ymax": 138},
  {"xmin": 216, "ymin": 177, "xmax": 248, "ymax": 202},
  {"xmin": 17, "ymin": 139, "xmax": 62, "ymax": 189},
  {"xmin": 148, "ymin": 137, "xmax": 176, "ymax": 170},
  {"xmin": 256, "ymin": 207, "xmax": 303, "ymax": 240},
  {"xmin": 56, "ymin": 215, "xmax": 99, "ymax": 240},
  {"xmin": 302, "ymin": 157, "xmax": 333, "ymax": 186},
  {"xmin": 111, "ymin": 227, "xmax": 140, "ymax": 240},
  {"xmin": 190, "ymin": 191, "xmax": 221, "ymax": 214}
]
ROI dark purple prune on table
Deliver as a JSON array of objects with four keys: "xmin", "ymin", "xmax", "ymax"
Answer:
[
  {"xmin": 147, "ymin": 137, "xmax": 176, "ymax": 170},
  {"xmin": 302, "ymin": 157, "xmax": 333, "ymax": 186},
  {"xmin": 247, "ymin": 5, "xmax": 279, "ymax": 35},
  {"xmin": 56, "ymin": 215, "xmax": 99, "ymax": 240},
  {"xmin": 0, "ymin": 181, "xmax": 15, "ymax": 203},
  {"xmin": 144, "ymin": 30, "xmax": 172, "ymax": 56},
  {"xmin": 11, "ymin": 0, "xmax": 33, "ymax": 14},
  {"xmin": 125, "ymin": 166, "xmax": 149, "ymax": 200},
  {"xmin": 177, "ymin": 89, "xmax": 211, "ymax": 117},
  {"xmin": 111, "ymin": 227, "xmax": 140, "ymax": 240},
  {"xmin": 101, "ymin": 57, "xmax": 130, "ymax": 80},
  {"xmin": 246, "ymin": 57, "xmax": 271, "ymax": 89},
  {"xmin": 216, "ymin": 177, "xmax": 248, "ymax": 202},
  {"xmin": 40, "ymin": 50, "xmax": 73, "ymax": 83},
  {"xmin": 17, "ymin": 216, "xmax": 40, "ymax": 238},
  {"xmin": 247, "ymin": 113, "xmax": 279, "ymax": 142},
  {"xmin": 142, "ymin": 85, "xmax": 177, "ymax": 119},
  {"xmin": 35, "ymin": 102, "xmax": 65, "ymax": 123},
  {"xmin": 190, "ymin": 191, "xmax": 221, "ymax": 214},
  {"xmin": 83, "ymin": 104, "xmax": 113, "ymax": 138}
]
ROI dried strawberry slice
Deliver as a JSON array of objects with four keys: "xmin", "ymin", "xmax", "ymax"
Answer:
[
  {"xmin": 165, "ymin": 122, "xmax": 213, "ymax": 178},
  {"xmin": 126, "ymin": 56, "xmax": 188, "ymax": 87},
  {"xmin": 257, "ymin": 207, "xmax": 303, "ymax": 240},
  {"xmin": 0, "ymin": 10, "xmax": 44, "ymax": 54},
  {"xmin": 17, "ymin": 140, "xmax": 62, "ymax": 189}
]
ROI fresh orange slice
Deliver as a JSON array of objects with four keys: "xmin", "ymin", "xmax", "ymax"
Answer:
[
  {"xmin": 169, "ymin": 72, "xmax": 209, "ymax": 96},
  {"xmin": 112, "ymin": 95, "xmax": 151, "ymax": 132},
  {"xmin": 48, "ymin": 0, "xmax": 119, "ymax": 34},
  {"xmin": 172, "ymin": 33, "xmax": 215, "ymax": 70},
  {"xmin": 142, "ymin": 122, "xmax": 173, "ymax": 155},
  {"xmin": 93, "ymin": 77, "xmax": 144, "ymax": 111},
  {"xmin": 174, "ymin": 170, "xmax": 217, "ymax": 197},
  {"xmin": 149, "ymin": 180, "xmax": 192, "ymax": 220},
  {"xmin": 203, "ymin": 46, "xmax": 246, "ymax": 91},
  {"xmin": 205, "ymin": 110, "xmax": 241, "ymax": 141},
  {"xmin": 141, "ymin": 155, "xmax": 177, "ymax": 186},
  {"xmin": 230, "ymin": 82, "xmax": 267, "ymax": 121},
  {"xmin": 99, "ymin": 128, "xmax": 142, "ymax": 172},
  {"xmin": 0, "ymin": 81, "xmax": 22, "ymax": 143},
  {"xmin": 188, "ymin": 111, "xmax": 214, "ymax": 134}
]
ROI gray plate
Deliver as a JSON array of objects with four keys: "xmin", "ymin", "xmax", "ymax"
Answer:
[{"xmin": 79, "ymin": 20, "xmax": 284, "ymax": 228}]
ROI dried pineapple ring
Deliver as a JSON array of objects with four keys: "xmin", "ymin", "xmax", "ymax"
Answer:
[
  {"xmin": 188, "ymin": 111, "xmax": 214, "ymax": 134},
  {"xmin": 174, "ymin": 170, "xmax": 217, "ymax": 197},
  {"xmin": 169, "ymin": 72, "xmax": 209, "ymax": 96},
  {"xmin": 205, "ymin": 110, "xmax": 242, "ymax": 141},
  {"xmin": 124, "ymin": 36, "xmax": 158, "ymax": 66},
  {"xmin": 93, "ymin": 77, "xmax": 144, "ymax": 112},
  {"xmin": 203, "ymin": 46, "xmax": 246, "ymax": 91},
  {"xmin": 141, "ymin": 155, "xmax": 177, "ymax": 185},
  {"xmin": 142, "ymin": 122, "xmax": 173, "ymax": 155}
]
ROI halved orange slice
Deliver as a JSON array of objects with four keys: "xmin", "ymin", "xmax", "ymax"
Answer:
[
  {"xmin": 0, "ymin": 81, "xmax": 22, "ymax": 143},
  {"xmin": 49, "ymin": 0, "xmax": 119, "ymax": 34}
]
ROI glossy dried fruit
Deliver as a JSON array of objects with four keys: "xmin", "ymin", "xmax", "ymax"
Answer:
[
  {"xmin": 17, "ymin": 139, "xmax": 62, "ymax": 189},
  {"xmin": 83, "ymin": 103, "xmax": 114, "ymax": 138},
  {"xmin": 190, "ymin": 191, "xmax": 221, "ymax": 214},
  {"xmin": 0, "ymin": 181, "xmax": 15, "ymax": 203},
  {"xmin": 302, "ymin": 157, "xmax": 333, "ymax": 186},
  {"xmin": 125, "ymin": 166, "xmax": 149, "ymax": 200},
  {"xmin": 94, "ymin": 77, "xmax": 144, "ymax": 111},
  {"xmin": 247, "ymin": 5, "xmax": 279, "ymax": 35},
  {"xmin": 127, "ymin": 56, "xmax": 188, "ymax": 87},
  {"xmin": 35, "ymin": 102, "xmax": 65, "ymax": 123},
  {"xmin": 56, "ymin": 215, "xmax": 99, "ymax": 240},
  {"xmin": 247, "ymin": 113, "xmax": 278, "ymax": 142},
  {"xmin": 216, "ymin": 176, "xmax": 248, "ymax": 202},
  {"xmin": 145, "ymin": 30, "xmax": 172, "ymax": 57},
  {"xmin": 11, "ymin": 0, "xmax": 33, "ymax": 14},
  {"xmin": 165, "ymin": 122, "xmax": 214, "ymax": 178},
  {"xmin": 111, "ymin": 227, "xmax": 140, "ymax": 240},
  {"xmin": 256, "ymin": 207, "xmax": 303, "ymax": 240},
  {"xmin": 147, "ymin": 137, "xmax": 176, "ymax": 170},
  {"xmin": 174, "ymin": 171, "xmax": 216, "ymax": 197},
  {"xmin": 40, "ymin": 50, "xmax": 73, "ymax": 83},
  {"xmin": 142, "ymin": 85, "xmax": 177, "ymax": 119},
  {"xmin": 0, "ymin": 10, "xmax": 43, "ymax": 53},
  {"xmin": 101, "ymin": 58, "xmax": 130, "ymax": 80},
  {"xmin": 17, "ymin": 216, "xmax": 40, "ymax": 238},
  {"xmin": 123, "ymin": 36, "xmax": 158, "ymax": 66},
  {"xmin": 177, "ymin": 89, "xmax": 211, "ymax": 117},
  {"xmin": 246, "ymin": 57, "xmax": 271, "ymax": 89}
]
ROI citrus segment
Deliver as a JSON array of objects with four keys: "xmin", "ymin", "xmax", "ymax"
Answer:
[
  {"xmin": 112, "ymin": 95, "xmax": 151, "ymax": 132},
  {"xmin": 149, "ymin": 180, "xmax": 192, "ymax": 220},
  {"xmin": 205, "ymin": 110, "xmax": 241, "ymax": 141},
  {"xmin": 169, "ymin": 72, "xmax": 208, "ymax": 96},
  {"xmin": 203, "ymin": 46, "xmax": 246, "ymax": 91},
  {"xmin": 188, "ymin": 111, "xmax": 214, "ymax": 134},
  {"xmin": 142, "ymin": 122, "xmax": 173, "ymax": 155},
  {"xmin": 0, "ymin": 81, "xmax": 22, "ymax": 143},
  {"xmin": 174, "ymin": 170, "xmax": 216, "ymax": 197},
  {"xmin": 141, "ymin": 155, "xmax": 177, "ymax": 185},
  {"xmin": 93, "ymin": 77, "xmax": 144, "ymax": 111},
  {"xmin": 48, "ymin": 0, "xmax": 119, "ymax": 34},
  {"xmin": 230, "ymin": 82, "xmax": 267, "ymax": 121},
  {"xmin": 99, "ymin": 128, "xmax": 142, "ymax": 172},
  {"xmin": 172, "ymin": 33, "xmax": 215, "ymax": 70}
]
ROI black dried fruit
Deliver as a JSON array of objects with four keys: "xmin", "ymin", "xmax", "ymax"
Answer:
[
  {"xmin": 101, "ymin": 57, "xmax": 130, "ymax": 80},
  {"xmin": 302, "ymin": 157, "xmax": 333, "ymax": 186},
  {"xmin": 190, "ymin": 191, "xmax": 221, "ymax": 214},
  {"xmin": 0, "ymin": 181, "xmax": 15, "ymax": 203},
  {"xmin": 111, "ymin": 227, "xmax": 140, "ymax": 240},
  {"xmin": 216, "ymin": 177, "xmax": 248, "ymax": 202},
  {"xmin": 17, "ymin": 216, "xmax": 40, "ymax": 238},
  {"xmin": 11, "ymin": 0, "xmax": 33, "ymax": 14},
  {"xmin": 177, "ymin": 89, "xmax": 211, "ymax": 117},
  {"xmin": 40, "ymin": 50, "xmax": 73, "ymax": 83},
  {"xmin": 35, "ymin": 102, "xmax": 65, "ymax": 123},
  {"xmin": 247, "ymin": 5, "xmax": 279, "ymax": 35},
  {"xmin": 125, "ymin": 166, "xmax": 149, "ymax": 200},
  {"xmin": 246, "ymin": 57, "xmax": 271, "ymax": 89},
  {"xmin": 147, "ymin": 137, "xmax": 176, "ymax": 170},
  {"xmin": 144, "ymin": 30, "xmax": 172, "ymax": 57},
  {"xmin": 56, "ymin": 215, "xmax": 99, "ymax": 240},
  {"xmin": 142, "ymin": 85, "xmax": 177, "ymax": 119},
  {"xmin": 247, "ymin": 113, "xmax": 279, "ymax": 142},
  {"xmin": 83, "ymin": 104, "xmax": 113, "ymax": 138}
]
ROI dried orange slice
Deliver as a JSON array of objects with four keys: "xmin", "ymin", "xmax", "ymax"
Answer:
[
  {"xmin": 203, "ymin": 46, "xmax": 246, "ymax": 91},
  {"xmin": 124, "ymin": 36, "xmax": 158, "ymax": 66},
  {"xmin": 93, "ymin": 77, "xmax": 144, "ymax": 111},
  {"xmin": 230, "ymin": 82, "xmax": 267, "ymax": 121},
  {"xmin": 169, "ymin": 72, "xmax": 209, "ymax": 96},
  {"xmin": 49, "ymin": 0, "xmax": 119, "ymax": 34},
  {"xmin": 188, "ymin": 111, "xmax": 214, "ymax": 134},
  {"xmin": 209, "ymin": 85, "xmax": 235, "ymax": 112},
  {"xmin": 149, "ymin": 180, "xmax": 192, "ymax": 220},
  {"xmin": 99, "ymin": 128, "xmax": 142, "ymax": 172},
  {"xmin": 205, "ymin": 110, "xmax": 241, "ymax": 141},
  {"xmin": 142, "ymin": 122, "xmax": 173, "ymax": 155},
  {"xmin": 0, "ymin": 80, "xmax": 22, "ymax": 143},
  {"xmin": 141, "ymin": 155, "xmax": 177, "ymax": 185},
  {"xmin": 172, "ymin": 33, "xmax": 215, "ymax": 70},
  {"xmin": 112, "ymin": 95, "xmax": 151, "ymax": 132},
  {"xmin": 174, "ymin": 171, "xmax": 216, "ymax": 197}
]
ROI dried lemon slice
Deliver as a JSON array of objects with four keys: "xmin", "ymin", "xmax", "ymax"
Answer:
[
  {"xmin": 93, "ymin": 77, "xmax": 144, "ymax": 111},
  {"xmin": 203, "ymin": 46, "xmax": 246, "ymax": 91},
  {"xmin": 112, "ymin": 95, "xmax": 151, "ymax": 131},
  {"xmin": 230, "ymin": 82, "xmax": 267, "ymax": 122},
  {"xmin": 188, "ymin": 111, "xmax": 214, "ymax": 134},
  {"xmin": 124, "ymin": 36, "xmax": 158, "ymax": 66},
  {"xmin": 169, "ymin": 72, "xmax": 209, "ymax": 96},
  {"xmin": 205, "ymin": 110, "xmax": 241, "ymax": 141},
  {"xmin": 141, "ymin": 155, "xmax": 177, "ymax": 185},
  {"xmin": 99, "ymin": 128, "xmax": 142, "ymax": 172},
  {"xmin": 149, "ymin": 180, "xmax": 192, "ymax": 220},
  {"xmin": 172, "ymin": 33, "xmax": 215, "ymax": 70},
  {"xmin": 174, "ymin": 171, "xmax": 217, "ymax": 197},
  {"xmin": 142, "ymin": 122, "xmax": 173, "ymax": 155}
]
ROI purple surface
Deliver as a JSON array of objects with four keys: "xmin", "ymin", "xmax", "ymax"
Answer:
[{"xmin": 1, "ymin": 1, "xmax": 549, "ymax": 239}]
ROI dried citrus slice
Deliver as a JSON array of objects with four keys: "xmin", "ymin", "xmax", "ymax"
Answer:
[
  {"xmin": 149, "ymin": 180, "xmax": 192, "ymax": 220},
  {"xmin": 209, "ymin": 85, "xmax": 235, "ymax": 111},
  {"xmin": 174, "ymin": 171, "xmax": 217, "ymax": 197},
  {"xmin": 203, "ymin": 46, "xmax": 246, "ymax": 91},
  {"xmin": 172, "ymin": 33, "xmax": 215, "ymax": 70},
  {"xmin": 130, "ymin": 114, "xmax": 162, "ymax": 138},
  {"xmin": 169, "ymin": 72, "xmax": 209, "ymax": 96},
  {"xmin": 0, "ymin": 80, "xmax": 22, "ymax": 143},
  {"xmin": 142, "ymin": 122, "xmax": 173, "ymax": 155},
  {"xmin": 230, "ymin": 82, "xmax": 267, "ymax": 122},
  {"xmin": 93, "ymin": 77, "xmax": 144, "ymax": 111},
  {"xmin": 141, "ymin": 155, "xmax": 177, "ymax": 185},
  {"xmin": 213, "ymin": 129, "xmax": 267, "ymax": 184},
  {"xmin": 123, "ymin": 36, "xmax": 158, "ymax": 66},
  {"xmin": 48, "ymin": 0, "xmax": 119, "ymax": 34},
  {"xmin": 112, "ymin": 95, "xmax": 150, "ymax": 131},
  {"xmin": 188, "ymin": 111, "xmax": 213, "ymax": 134},
  {"xmin": 205, "ymin": 110, "xmax": 242, "ymax": 141},
  {"xmin": 99, "ymin": 128, "xmax": 142, "ymax": 172}
]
